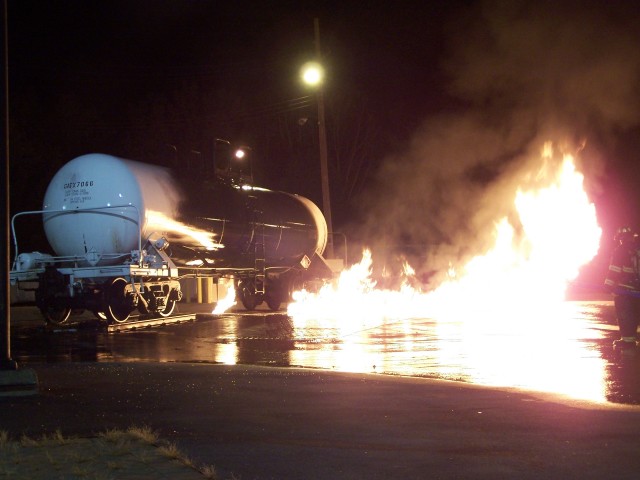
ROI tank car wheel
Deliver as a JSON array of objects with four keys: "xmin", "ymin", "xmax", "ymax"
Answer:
[
  {"xmin": 104, "ymin": 278, "xmax": 133, "ymax": 324},
  {"xmin": 265, "ymin": 296, "xmax": 281, "ymax": 311},
  {"xmin": 264, "ymin": 280, "xmax": 289, "ymax": 312},
  {"xmin": 157, "ymin": 300, "xmax": 176, "ymax": 318},
  {"xmin": 41, "ymin": 306, "xmax": 72, "ymax": 325},
  {"xmin": 238, "ymin": 279, "xmax": 260, "ymax": 311},
  {"xmin": 265, "ymin": 286, "xmax": 285, "ymax": 311}
]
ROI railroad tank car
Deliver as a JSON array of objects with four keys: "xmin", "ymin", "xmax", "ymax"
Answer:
[
  {"xmin": 12, "ymin": 153, "xmax": 331, "ymax": 324},
  {"xmin": 42, "ymin": 153, "xmax": 327, "ymax": 268}
]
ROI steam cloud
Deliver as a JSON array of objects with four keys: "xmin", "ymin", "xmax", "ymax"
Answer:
[{"xmin": 360, "ymin": 0, "xmax": 640, "ymax": 287}]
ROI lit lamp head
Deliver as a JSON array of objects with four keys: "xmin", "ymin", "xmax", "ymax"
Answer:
[
  {"xmin": 300, "ymin": 61, "xmax": 325, "ymax": 87},
  {"xmin": 230, "ymin": 146, "xmax": 252, "ymax": 185}
]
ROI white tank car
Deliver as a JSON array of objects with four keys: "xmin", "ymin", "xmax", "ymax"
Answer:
[
  {"xmin": 42, "ymin": 153, "xmax": 328, "ymax": 269},
  {"xmin": 43, "ymin": 153, "xmax": 183, "ymax": 266},
  {"xmin": 17, "ymin": 152, "xmax": 331, "ymax": 323}
]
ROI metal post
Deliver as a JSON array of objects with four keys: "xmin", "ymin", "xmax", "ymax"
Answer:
[
  {"xmin": 1, "ymin": 0, "xmax": 16, "ymax": 370},
  {"xmin": 313, "ymin": 18, "xmax": 334, "ymax": 258}
]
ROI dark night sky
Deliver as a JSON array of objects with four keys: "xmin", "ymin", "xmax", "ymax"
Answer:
[
  {"xmin": 6, "ymin": 0, "xmax": 640, "ymax": 281},
  {"xmin": 6, "ymin": 0, "xmax": 457, "ymax": 230},
  {"xmin": 7, "ymin": 1, "xmax": 452, "ymax": 200}
]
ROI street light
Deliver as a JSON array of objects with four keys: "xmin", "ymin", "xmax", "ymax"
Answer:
[
  {"xmin": 300, "ymin": 61, "xmax": 324, "ymax": 87},
  {"xmin": 232, "ymin": 146, "xmax": 253, "ymax": 183},
  {"xmin": 300, "ymin": 24, "xmax": 334, "ymax": 259}
]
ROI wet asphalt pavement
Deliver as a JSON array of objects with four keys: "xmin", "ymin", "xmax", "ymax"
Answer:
[
  {"xmin": 3, "ymin": 300, "xmax": 640, "ymax": 479},
  {"xmin": 3, "ymin": 361, "xmax": 640, "ymax": 479},
  {"xmin": 8, "ymin": 299, "xmax": 640, "ymax": 405}
]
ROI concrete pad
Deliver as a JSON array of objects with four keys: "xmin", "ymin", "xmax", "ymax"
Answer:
[{"xmin": 2, "ymin": 362, "xmax": 640, "ymax": 479}]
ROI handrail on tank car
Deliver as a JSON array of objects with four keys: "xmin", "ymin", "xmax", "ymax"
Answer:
[{"xmin": 11, "ymin": 204, "xmax": 142, "ymax": 268}]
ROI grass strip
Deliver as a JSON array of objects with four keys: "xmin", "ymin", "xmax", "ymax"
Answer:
[{"xmin": 0, "ymin": 426, "xmax": 221, "ymax": 479}]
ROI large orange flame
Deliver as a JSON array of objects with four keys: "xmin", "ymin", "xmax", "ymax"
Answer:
[
  {"xmin": 289, "ymin": 143, "xmax": 602, "ymax": 324},
  {"xmin": 285, "ymin": 143, "xmax": 608, "ymax": 402}
]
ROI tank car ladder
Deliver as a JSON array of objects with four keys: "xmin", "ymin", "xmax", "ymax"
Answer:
[{"xmin": 254, "ymin": 224, "xmax": 265, "ymax": 295}]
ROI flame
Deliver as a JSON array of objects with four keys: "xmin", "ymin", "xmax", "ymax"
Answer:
[
  {"xmin": 290, "ymin": 146, "xmax": 601, "ymax": 321},
  {"xmin": 429, "ymin": 148, "xmax": 601, "ymax": 319},
  {"xmin": 145, "ymin": 210, "xmax": 223, "ymax": 250},
  {"xmin": 213, "ymin": 277, "xmax": 237, "ymax": 314},
  {"xmin": 287, "ymin": 144, "xmax": 605, "ymax": 400}
]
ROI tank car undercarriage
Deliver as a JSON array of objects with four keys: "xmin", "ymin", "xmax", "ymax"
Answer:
[
  {"xmin": 12, "ymin": 238, "xmax": 185, "ymax": 325},
  {"xmin": 234, "ymin": 271, "xmax": 295, "ymax": 311},
  {"xmin": 34, "ymin": 268, "xmax": 182, "ymax": 324},
  {"xmin": 12, "ymin": 238, "xmax": 318, "ymax": 325}
]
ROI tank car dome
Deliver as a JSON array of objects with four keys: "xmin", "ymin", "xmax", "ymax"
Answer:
[{"xmin": 42, "ymin": 154, "xmax": 146, "ymax": 264}]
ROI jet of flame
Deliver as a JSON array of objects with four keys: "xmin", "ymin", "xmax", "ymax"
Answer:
[
  {"xmin": 145, "ymin": 210, "xmax": 223, "ymax": 251},
  {"xmin": 288, "ymin": 144, "xmax": 602, "ymax": 324},
  {"xmin": 212, "ymin": 277, "xmax": 237, "ymax": 314}
]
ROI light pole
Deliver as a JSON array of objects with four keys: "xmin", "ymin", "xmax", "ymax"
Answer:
[
  {"xmin": 1, "ymin": 0, "xmax": 16, "ymax": 370},
  {"xmin": 2, "ymin": 0, "xmax": 36, "ymax": 394},
  {"xmin": 300, "ymin": 18, "xmax": 334, "ymax": 258}
]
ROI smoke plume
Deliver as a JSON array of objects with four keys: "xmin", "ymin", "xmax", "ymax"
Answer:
[{"xmin": 360, "ymin": 0, "xmax": 640, "ymax": 287}]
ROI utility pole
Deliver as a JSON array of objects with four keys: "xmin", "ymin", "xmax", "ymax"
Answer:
[
  {"xmin": 1, "ymin": 0, "xmax": 15, "ymax": 370},
  {"xmin": 0, "ymin": 1, "xmax": 37, "ymax": 394},
  {"xmin": 313, "ymin": 18, "xmax": 334, "ymax": 258}
]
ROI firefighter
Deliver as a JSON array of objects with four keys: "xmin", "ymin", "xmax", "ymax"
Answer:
[{"xmin": 605, "ymin": 226, "xmax": 640, "ymax": 356}]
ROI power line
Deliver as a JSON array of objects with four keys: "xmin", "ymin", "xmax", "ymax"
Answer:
[{"xmin": 11, "ymin": 96, "xmax": 315, "ymax": 132}]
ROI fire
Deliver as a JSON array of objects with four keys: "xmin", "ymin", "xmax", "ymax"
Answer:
[
  {"xmin": 288, "ymin": 249, "xmax": 425, "ymax": 324},
  {"xmin": 428, "ymin": 152, "xmax": 601, "ymax": 320},
  {"xmin": 145, "ymin": 210, "xmax": 223, "ymax": 251},
  {"xmin": 212, "ymin": 277, "xmax": 237, "ymax": 314},
  {"xmin": 287, "ymin": 143, "xmax": 605, "ymax": 400},
  {"xmin": 289, "ymin": 144, "xmax": 601, "ymax": 322}
]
